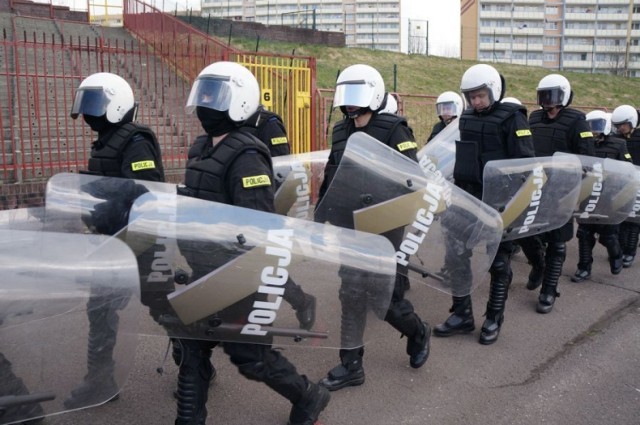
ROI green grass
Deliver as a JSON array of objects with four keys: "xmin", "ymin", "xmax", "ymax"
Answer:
[{"xmin": 231, "ymin": 36, "xmax": 640, "ymax": 111}]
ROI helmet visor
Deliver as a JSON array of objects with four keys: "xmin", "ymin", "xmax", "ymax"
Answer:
[
  {"xmin": 333, "ymin": 81, "xmax": 372, "ymax": 108},
  {"xmin": 537, "ymin": 87, "xmax": 564, "ymax": 107},
  {"xmin": 436, "ymin": 101, "xmax": 458, "ymax": 117},
  {"xmin": 70, "ymin": 87, "xmax": 107, "ymax": 119},
  {"xmin": 185, "ymin": 76, "xmax": 233, "ymax": 114},
  {"xmin": 587, "ymin": 118, "xmax": 607, "ymax": 134}
]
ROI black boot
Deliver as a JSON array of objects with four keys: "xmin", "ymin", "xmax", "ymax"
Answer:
[
  {"xmin": 602, "ymin": 233, "xmax": 624, "ymax": 275},
  {"xmin": 319, "ymin": 348, "xmax": 365, "ymax": 391},
  {"xmin": 572, "ymin": 228, "xmax": 594, "ymax": 282},
  {"xmin": 434, "ymin": 295, "xmax": 475, "ymax": 337},
  {"xmin": 171, "ymin": 338, "xmax": 216, "ymax": 399},
  {"xmin": 620, "ymin": 222, "xmax": 639, "ymax": 267},
  {"xmin": 283, "ymin": 279, "xmax": 317, "ymax": 330},
  {"xmin": 407, "ymin": 322, "xmax": 431, "ymax": 369},
  {"xmin": 521, "ymin": 238, "xmax": 545, "ymax": 290},
  {"xmin": 64, "ymin": 301, "xmax": 121, "ymax": 409},
  {"xmin": 479, "ymin": 264, "xmax": 511, "ymax": 345},
  {"xmin": 537, "ymin": 243, "xmax": 565, "ymax": 314},
  {"xmin": 174, "ymin": 341, "xmax": 213, "ymax": 425},
  {"xmin": 288, "ymin": 382, "xmax": 331, "ymax": 425},
  {"xmin": 0, "ymin": 353, "xmax": 45, "ymax": 423}
]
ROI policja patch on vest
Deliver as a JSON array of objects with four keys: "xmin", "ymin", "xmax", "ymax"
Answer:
[
  {"xmin": 131, "ymin": 160, "xmax": 156, "ymax": 171},
  {"xmin": 242, "ymin": 174, "xmax": 272, "ymax": 188},
  {"xmin": 516, "ymin": 129, "xmax": 532, "ymax": 137},
  {"xmin": 397, "ymin": 141, "xmax": 418, "ymax": 151},
  {"xmin": 271, "ymin": 137, "xmax": 288, "ymax": 145},
  {"xmin": 580, "ymin": 131, "xmax": 594, "ymax": 138}
]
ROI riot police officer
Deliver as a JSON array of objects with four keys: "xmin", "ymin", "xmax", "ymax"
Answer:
[
  {"xmin": 433, "ymin": 64, "xmax": 535, "ymax": 345},
  {"xmin": 519, "ymin": 74, "xmax": 595, "ymax": 313},
  {"xmin": 175, "ymin": 61, "xmax": 329, "ymax": 425},
  {"xmin": 611, "ymin": 104, "xmax": 640, "ymax": 267},
  {"xmin": 427, "ymin": 91, "xmax": 464, "ymax": 142},
  {"xmin": 315, "ymin": 64, "xmax": 431, "ymax": 391},
  {"xmin": 571, "ymin": 110, "xmax": 629, "ymax": 282},
  {"xmin": 64, "ymin": 72, "xmax": 165, "ymax": 409}
]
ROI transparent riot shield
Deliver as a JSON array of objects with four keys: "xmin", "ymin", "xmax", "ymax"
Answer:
[
  {"xmin": 482, "ymin": 155, "xmax": 582, "ymax": 241},
  {"xmin": 625, "ymin": 165, "xmax": 640, "ymax": 224},
  {"xmin": 272, "ymin": 150, "xmax": 329, "ymax": 219},
  {"xmin": 122, "ymin": 191, "xmax": 397, "ymax": 349},
  {"xmin": 570, "ymin": 154, "xmax": 640, "ymax": 224},
  {"xmin": 0, "ymin": 208, "xmax": 45, "ymax": 231},
  {"xmin": 0, "ymin": 230, "xmax": 139, "ymax": 424},
  {"xmin": 417, "ymin": 117, "xmax": 459, "ymax": 182},
  {"xmin": 315, "ymin": 132, "xmax": 504, "ymax": 296},
  {"xmin": 44, "ymin": 172, "xmax": 175, "ymax": 235}
]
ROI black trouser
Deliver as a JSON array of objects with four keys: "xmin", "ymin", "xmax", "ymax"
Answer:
[
  {"xmin": 576, "ymin": 223, "xmax": 621, "ymax": 271},
  {"xmin": 175, "ymin": 339, "xmax": 307, "ymax": 425},
  {"xmin": 619, "ymin": 221, "xmax": 640, "ymax": 257}
]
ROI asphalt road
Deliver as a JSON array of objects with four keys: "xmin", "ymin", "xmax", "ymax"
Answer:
[{"xmin": 42, "ymin": 238, "xmax": 640, "ymax": 425}]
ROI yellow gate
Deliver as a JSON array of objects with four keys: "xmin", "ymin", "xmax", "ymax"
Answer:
[{"xmin": 234, "ymin": 53, "xmax": 316, "ymax": 154}]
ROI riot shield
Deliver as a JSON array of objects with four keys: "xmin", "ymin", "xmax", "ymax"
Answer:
[
  {"xmin": 482, "ymin": 155, "xmax": 582, "ymax": 241},
  {"xmin": 0, "ymin": 208, "xmax": 45, "ymax": 231},
  {"xmin": 272, "ymin": 149, "xmax": 329, "ymax": 219},
  {"xmin": 0, "ymin": 230, "xmax": 139, "ymax": 423},
  {"xmin": 123, "ymin": 191, "xmax": 397, "ymax": 349},
  {"xmin": 417, "ymin": 117, "xmax": 459, "ymax": 182},
  {"xmin": 315, "ymin": 132, "xmax": 503, "ymax": 296},
  {"xmin": 570, "ymin": 154, "xmax": 640, "ymax": 224},
  {"xmin": 44, "ymin": 172, "xmax": 174, "ymax": 235},
  {"xmin": 625, "ymin": 165, "xmax": 640, "ymax": 224}
]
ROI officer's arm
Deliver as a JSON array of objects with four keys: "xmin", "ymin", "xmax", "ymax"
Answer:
[
  {"xmin": 263, "ymin": 118, "xmax": 291, "ymax": 157},
  {"xmin": 508, "ymin": 113, "xmax": 535, "ymax": 159},
  {"xmin": 391, "ymin": 123, "xmax": 418, "ymax": 162},
  {"xmin": 227, "ymin": 151, "xmax": 276, "ymax": 213},
  {"xmin": 120, "ymin": 134, "xmax": 164, "ymax": 182},
  {"xmin": 620, "ymin": 141, "xmax": 633, "ymax": 162},
  {"xmin": 573, "ymin": 120, "xmax": 596, "ymax": 156}
]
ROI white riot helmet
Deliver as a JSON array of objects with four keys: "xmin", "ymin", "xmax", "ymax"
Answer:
[
  {"xmin": 70, "ymin": 72, "xmax": 135, "ymax": 124},
  {"xmin": 460, "ymin": 64, "xmax": 504, "ymax": 107},
  {"xmin": 586, "ymin": 110, "xmax": 611, "ymax": 137},
  {"xmin": 537, "ymin": 74, "xmax": 572, "ymax": 108},
  {"xmin": 333, "ymin": 64, "xmax": 385, "ymax": 117},
  {"xmin": 435, "ymin": 91, "xmax": 464, "ymax": 119},
  {"xmin": 379, "ymin": 92, "xmax": 398, "ymax": 114},
  {"xmin": 611, "ymin": 104, "xmax": 639, "ymax": 129},
  {"xmin": 185, "ymin": 61, "xmax": 260, "ymax": 123},
  {"xmin": 502, "ymin": 97, "xmax": 522, "ymax": 105}
]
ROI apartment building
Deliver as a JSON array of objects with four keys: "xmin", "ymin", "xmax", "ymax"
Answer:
[
  {"xmin": 461, "ymin": 0, "xmax": 640, "ymax": 77},
  {"xmin": 200, "ymin": 0, "xmax": 403, "ymax": 52}
]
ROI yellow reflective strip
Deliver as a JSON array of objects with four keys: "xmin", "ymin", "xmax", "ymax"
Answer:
[
  {"xmin": 625, "ymin": 153, "xmax": 632, "ymax": 159},
  {"xmin": 397, "ymin": 141, "xmax": 418, "ymax": 152},
  {"xmin": 242, "ymin": 175, "xmax": 272, "ymax": 188},
  {"xmin": 271, "ymin": 137, "xmax": 288, "ymax": 145},
  {"xmin": 580, "ymin": 131, "xmax": 594, "ymax": 138},
  {"xmin": 516, "ymin": 129, "xmax": 532, "ymax": 137},
  {"xmin": 131, "ymin": 160, "xmax": 155, "ymax": 171}
]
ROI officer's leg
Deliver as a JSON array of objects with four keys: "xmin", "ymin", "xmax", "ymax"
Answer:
[
  {"xmin": 64, "ymin": 290, "xmax": 129, "ymax": 409},
  {"xmin": 0, "ymin": 352, "xmax": 45, "ymax": 423},
  {"xmin": 319, "ymin": 272, "xmax": 367, "ymax": 391},
  {"xmin": 175, "ymin": 339, "xmax": 215, "ymax": 425},
  {"xmin": 620, "ymin": 221, "xmax": 640, "ymax": 267},
  {"xmin": 479, "ymin": 242, "xmax": 513, "ymax": 345},
  {"xmin": 599, "ymin": 225, "xmax": 623, "ymax": 275},
  {"xmin": 571, "ymin": 224, "xmax": 596, "ymax": 282},
  {"xmin": 434, "ymin": 242, "xmax": 475, "ymax": 337},
  {"xmin": 224, "ymin": 342, "xmax": 330, "ymax": 425},
  {"xmin": 519, "ymin": 235, "xmax": 545, "ymax": 290},
  {"xmin": 384, "ymin": 273, "xmax": 431, "ymax": 369},
  {"xmin": 537, "ymin": 241, "xmax": 566, "ymax": 314},
  {"xmin": 281, "ymin": 277, "xmax": 317, "ymax": 330}
]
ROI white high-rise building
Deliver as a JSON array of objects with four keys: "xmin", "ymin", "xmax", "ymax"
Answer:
[
  {"xmin": 200, "ymin": 0, "xmax": 403, "ymax": 52},
  {"xmin": 462, "ymin": 0, "xmax": 640, "ymax": 77}
]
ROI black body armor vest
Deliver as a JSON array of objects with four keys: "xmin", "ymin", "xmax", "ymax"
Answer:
[
  {"xmin": 529, "ymin": 108, "xmax": 585, "ymax": 156},
  {"xmin": 183, "ymin": 131, "xmax": 272, "ymax": 204}
]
